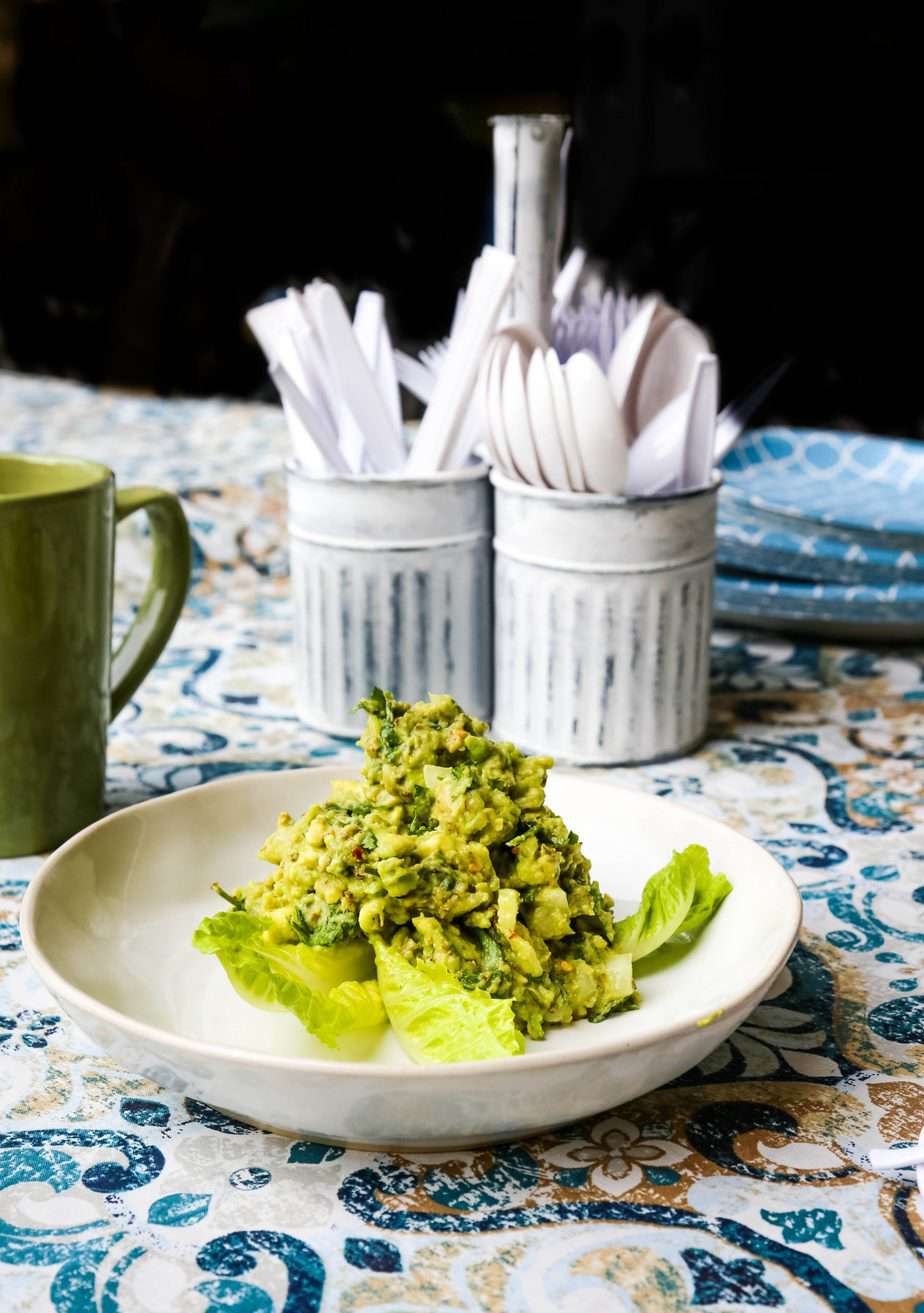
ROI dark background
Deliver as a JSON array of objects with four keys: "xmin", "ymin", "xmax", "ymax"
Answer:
[{"xmin": 0, "ymin": 0, "xmax": 919, "ymax": 435}]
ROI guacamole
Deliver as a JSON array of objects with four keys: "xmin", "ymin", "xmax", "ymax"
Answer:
[
  {"xmin": 195, "ymin": 689, "xmax": 731, "ymax": 1062},
  {"xmin": 233, "ymin": 689, "xmax": 630, "ymax": 1039}
]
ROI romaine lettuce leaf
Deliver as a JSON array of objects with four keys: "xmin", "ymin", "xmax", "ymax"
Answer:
[
  {"xmin": 193, "ymin": 911, "xmax": 383, "ymax": 1047},
  {"xmin": 610, "ymin": 846, "xmax": 698, "ymax": 960},
  {"xmin": 372, "ymin": 938, "xmax": 524, "ymax": 1063},
  {"xmin": 672, "ymin": 844, "xmax": 732, "ymax": 938}
]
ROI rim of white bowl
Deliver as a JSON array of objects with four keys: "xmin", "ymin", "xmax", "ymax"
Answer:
[{"xmin": 19, "ymin": 768, "xmax": 802, "ymax": 1081}]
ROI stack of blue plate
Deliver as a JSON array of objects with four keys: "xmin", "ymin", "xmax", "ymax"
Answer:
[{"xmin": 716, "ymin": 428, "xmax": 924, "ymax": 639}]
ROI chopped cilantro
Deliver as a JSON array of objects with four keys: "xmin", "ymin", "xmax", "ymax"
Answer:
[
  {"xmin": 325, "ymin": 800, "xmax": 373, "ymax": 817},
  {"xmin": 507, "ymin": 826, "xmax": 536, "ymax": 849},
  {"xmin": 509, "ymin": 823, "xmax": 574, "ymax": 853},
  {"xmin": 360, "ymin": 831, "xmax": 378, "ymax": 852},
  {"xmin": 451, "ymin": 764, "xmax": 472, "ymax": 784},
  {"xmin": 473, "ymin": 927, "xmax": 505, "ymax": 974},
  {"xmin": 589, "ymin": 991, "xmax": 640, "ymax": 1022},
  {"xmin": 407, "ymin": 784, "xmax": 433, "ymax": 835},
  {"xmin": 291, "ymin": 903, "xmax": 359, "ymax": 947},
  {"xmin": 380, "ymin": 721, "xmax": 401, "ymax": 760},
  {"xmin": 357, "ymin": 687, "xmax": 389, "ymax": 718},
  {"xmin": 591, "ymin": 884, "xmax": 616, "ymax": 942}
]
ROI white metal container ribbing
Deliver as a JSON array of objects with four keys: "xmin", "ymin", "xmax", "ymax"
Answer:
[
  {"xmin": 492, "ymin": 472, "xmax": 718, "ymax": 764},
  {"xmin": 287, "ymin": 464, "xmax": 492, "ymax": 737}
]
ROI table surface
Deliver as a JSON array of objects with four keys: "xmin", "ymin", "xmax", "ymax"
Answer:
[{"xmin": 2, "ymin": 371, "xmax": 923, "ymax": 1313}]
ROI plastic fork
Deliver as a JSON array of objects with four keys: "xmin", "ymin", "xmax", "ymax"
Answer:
[{"xmin": 419, "ymin": 337, "xmax": 451, "ymax": 374}]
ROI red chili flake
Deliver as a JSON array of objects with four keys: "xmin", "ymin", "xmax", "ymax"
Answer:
[{"xmin": 351, "ymin": 846, "xmax": 365, "ymax": 861}]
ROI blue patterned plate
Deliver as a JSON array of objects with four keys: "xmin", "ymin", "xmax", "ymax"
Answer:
[
  {"xmin": 717, "ymin": 495, "xmax": 924, "ymax": 585},
  {"xmin": 716, "ymin": 568, "xmax": 924, "ymax": 640},
  {"xmin": 721, "ymin": 427, "xmax": 924, "ymax": 537}
]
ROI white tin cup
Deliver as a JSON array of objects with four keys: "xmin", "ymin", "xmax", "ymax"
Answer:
[
  {"xmin": 492, "ymin": 472, "xmax": 718, "ymax": 765},
  {"xmin": 287, "ymin": 463, "xmax": 493, "ymax": 737}
]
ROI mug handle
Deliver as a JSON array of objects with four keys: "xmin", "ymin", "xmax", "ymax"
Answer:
[{"xmin": 110, "ymin": 486, "xmax": 192, "ymax": 721}]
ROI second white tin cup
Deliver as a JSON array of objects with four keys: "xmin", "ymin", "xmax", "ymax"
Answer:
[{"xmin": 492, "ymin": 471, "xmax": 718, "ymax": 765}]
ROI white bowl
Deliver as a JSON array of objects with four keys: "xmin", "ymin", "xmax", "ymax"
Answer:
[{"xmin": 20, "ymin": 767, "xmax": 800, "ymax": 1148}]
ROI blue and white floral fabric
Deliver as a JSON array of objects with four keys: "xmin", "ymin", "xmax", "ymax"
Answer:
[{"xmin": 1, "ymin": 374, "xmax": 923, "ymax": 1312}]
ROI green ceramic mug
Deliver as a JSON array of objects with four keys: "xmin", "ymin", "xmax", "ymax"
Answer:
[{"xmin": 0, "ymin": 453, "xmax": 192, "ymax": 857}]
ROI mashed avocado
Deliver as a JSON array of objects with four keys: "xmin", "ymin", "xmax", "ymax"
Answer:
[
  {"xmin": 197, "ymin": 689, "xmax": 731, "ymax": 1061},
  {"xmin": 234, "ymin": 689, "xmax": 631, "ymax": 1040}
]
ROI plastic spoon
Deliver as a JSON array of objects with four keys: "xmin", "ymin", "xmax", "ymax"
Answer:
[
  {"xmin": 681, "ymin": 353, "xmax": 719, "ymax": 490},
  {"xmin": 633, "ymin": 314, "xmax": 710, "ymax": 437},
  {"xmin": 483, "ymin": 336, "xmax": 518, "ymax": 478},
  {"xmin": 624, "ymin": 389, "xmax": 690, "ymax": 496},
  {"xmin": 526, "ymin": 348, "xmax": 571, "ymax": 489},
  {"xmin": 607, "ymin": 294, "xmax": 662, "ymax": 415},
  {"xmin": 565, "ymin": 350, "xmax": 628, "ymax": 494},
  {"xmin": 624, "ymin": 353, "xmax": 718, "ymax": 496},
  {"xmin": 545, "ymin": 348, "xmax": 586, "ymax": 490},
  {"xmin": 480, "ymin": 320, "xmax": 548, "ymax": 475},
  {"xmin": 492, "ymin": 321, "xmax": 548, "ymax": 357},
  {"xmin": 501, "ymin": 343, "xmax": 545, "ymax": 485},
  {"xmin": 474, "ymin": 345, "xmax": 503, "ymax": 471}
]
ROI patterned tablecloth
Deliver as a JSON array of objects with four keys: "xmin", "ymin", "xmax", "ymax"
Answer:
[{"xmin": 1, "ymin": 371, "xmax": 923, "ymax": 1313}]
